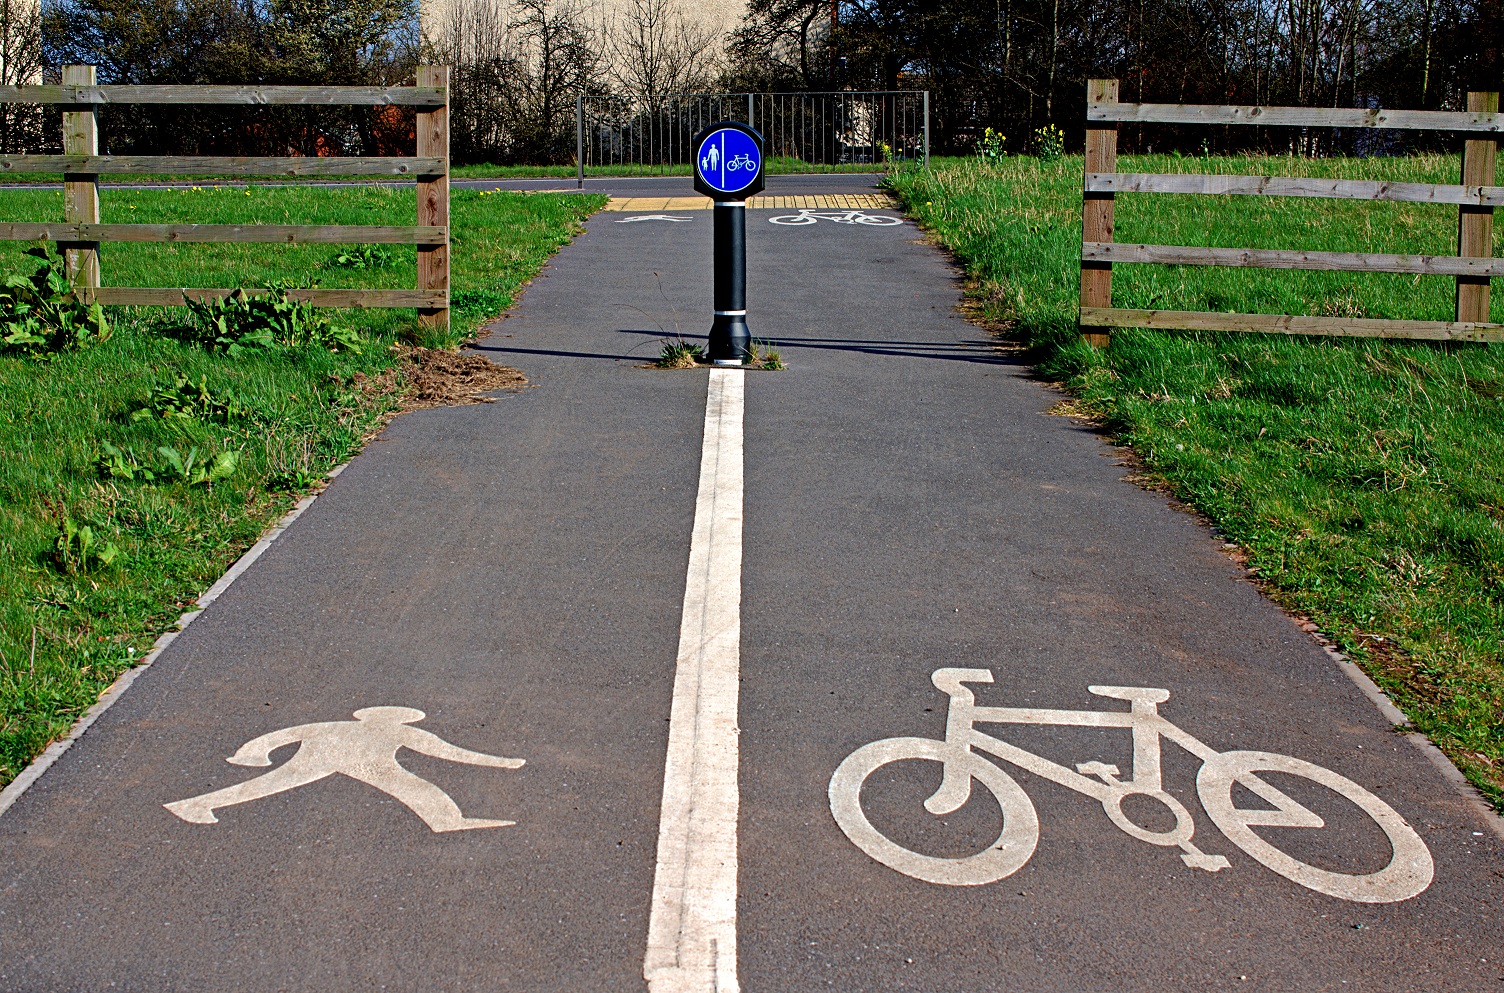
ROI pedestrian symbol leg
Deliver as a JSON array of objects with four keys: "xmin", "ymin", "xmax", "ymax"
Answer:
[
  {"xmin": 347, "ymin": 763, "xmax": 515, "ymax": 832},
  {"xmin": 164, "ymin": 763, "xmax": 333, "ymax": 824}
]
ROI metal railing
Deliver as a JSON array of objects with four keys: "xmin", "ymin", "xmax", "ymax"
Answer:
[{"xmin": 575, "ymin": 91, "xmax": 928, "ymax": 183}]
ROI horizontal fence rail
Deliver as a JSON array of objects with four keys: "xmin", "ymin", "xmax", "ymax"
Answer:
[
  {"xmin": 0, "ymin": 222, "xmax": 442, "ymax": 243},
  {"xmin": 79, "ymin": 288, "xmax": 448, "ymax": 308},
  {"xmin": 576, "ymin": 91, "xmax": 928, "ymax": 182},
  {"xmin": 0, "ymin": 85, "xmax": 445, "ymax": 106},
  {"xmin": 0, "ymin": 156, "xmax": 445, "ymax": 177},
  {"xmin": 1078, "ymin": 79, "xmax": 1500, "ymax": 345},
  {"xmin": 1085, "ymin": 173, "xmax": 1504, "ymax": 206},
  {"xmin": 1082, "ymin": 242, "xmax": 1504, "ymax": 276},
  {"xmin": 0, "ymin": 223, "xmax": 447, "ymax": 244},
  {"xmin": 1080, "ymin": 307, "xmax": 1504, "ymax": 343},
  {"xmin": 1088, "ymin": 102, "xmax": 1503, "ymax": 132},
  {"xmin": 14, "ymin": 65, "xmax": 450, "ymax": 327}
]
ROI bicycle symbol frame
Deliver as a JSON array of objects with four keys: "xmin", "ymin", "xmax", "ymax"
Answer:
[
  {"xmin": 829, "ymin": 668, "xmax": 1434, "ymax": 903},
  {"xmin": 768, "ymin": 210, "xmax": 903, "ymax": 226}
]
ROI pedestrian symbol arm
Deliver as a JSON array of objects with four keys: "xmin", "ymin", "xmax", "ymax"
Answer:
[
  {"xmin": 226, "ymin": 726, "xmax": 307, "ymax": 766},
  {"xmin": 402, "ymin": 729, "xmax": 525, "ymax": 769}
]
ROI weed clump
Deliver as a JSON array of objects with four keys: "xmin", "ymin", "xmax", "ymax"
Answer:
[
  {"xmin": 51, "ymin": 519, "xmax": 121, "ymax": 573},
  {"xmin": 656, "ymin": 340, "xmax": 704, "ymax": 368},
  {"xmin": 654, "ymin": 339, "xmax": 786, "ymax": 370},
  {"xmin": 184, "ymin": 287, "xmax": 363, "ymax": 356},
  {"xmin": 0, "ymin": 245, "xmax": 109, "ymax": 357}
]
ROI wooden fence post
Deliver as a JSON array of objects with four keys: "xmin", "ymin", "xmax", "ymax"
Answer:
[
  {"xmin": 61, "ymin": 65, "xmax": 100, "ymax": 292},
  {"xmin": 1456, "ymin": 90, "xmax": 1498, "ymax": 324},
  {"xmin": 1080, "ymin": 78, "xmax": 1118, "ymax": 347},
  {"xmin": 416, "ymin": 65, "xmax": 449, "ymax": 331}
]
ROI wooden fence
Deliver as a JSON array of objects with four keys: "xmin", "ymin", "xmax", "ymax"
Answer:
[
  {"xmin": 1079, "ymin": 79, "xmax": 1501, "ymax": 346},
  {"xmin": 0, "ymin": 65, "xmax": 450, "ymax": 328}
]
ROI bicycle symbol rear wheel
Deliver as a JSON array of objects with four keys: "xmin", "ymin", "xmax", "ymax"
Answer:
[
  {"xmin": 1197, "ymin": 751, "xmax": 1434, "ymax": 903},
  {"xmin": 829, "ymin": 737, "xmax": 1040, "ymax": 885}
]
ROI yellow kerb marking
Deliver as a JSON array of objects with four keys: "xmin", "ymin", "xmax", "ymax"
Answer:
[{"xmin": 601, "ymin": 194, "xmax": 898, "ymax": 212}]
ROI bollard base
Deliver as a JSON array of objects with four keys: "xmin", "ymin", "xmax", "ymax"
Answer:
[{"xmin": 712, "ymin": 359, "xmax": 744, "ymax": 367}]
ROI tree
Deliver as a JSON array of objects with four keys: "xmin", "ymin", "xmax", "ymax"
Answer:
[
  {"xmin": 42, "ymin": 0, "xmax": 418, "ymax": 154},
  {"xmin": 0, "ymin": 0, "xmax": 43, "ymax": 153},
  {"xmin": 605, "ymin": 0, "xmax": 719, "ymax": 99},
  {"xmin": 423, "ymin": 0, "xmax": 602, "ymax": 164},
  {"xmin": 725, "ymin": 0, "xmax": 831, "ymax": 90}
]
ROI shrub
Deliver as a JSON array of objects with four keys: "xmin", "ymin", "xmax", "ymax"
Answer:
[
  {"xmin": 183, "ymin": 286, "xmax": 363, "ymax": 356},
  {"xmin": 1033, "ymin": 124, "xmax": 1065, "ymax": 161},
  {"xmin": 976, "ymin": 127, "xmax": 1007, "ymax": 162},
  {"xmin": 0, "ymin": 245, "xmax": 110, "ymax": 357}
]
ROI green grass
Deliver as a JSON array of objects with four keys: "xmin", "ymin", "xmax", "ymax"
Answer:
[
  {"xmin": 889, "ymin": 154, "xmax": 1504, "ymax": 809},
  {"xmin": 0, "ymin": 185, "xmax": 604, "ymax": 789}
]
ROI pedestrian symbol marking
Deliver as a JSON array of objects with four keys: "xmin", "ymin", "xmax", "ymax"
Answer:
[
  {"xmin": 164, "ymin": 707, "xmax": 525, "ymax": 833},
  {"xmin": 615, "ymin": 214, "xmax": 695, "ymax": 223},
  {"xmin": 829, "ymin": 668, "xmax": 1434, "ymax": 903},
  {"xmin": 695, "ymin": 127, "xmax": 761, "ymax": 196}
]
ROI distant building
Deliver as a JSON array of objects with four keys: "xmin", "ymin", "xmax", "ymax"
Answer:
[{"xmin": 420, "ymin": 0, "xmax": 747, "ymax": 44}]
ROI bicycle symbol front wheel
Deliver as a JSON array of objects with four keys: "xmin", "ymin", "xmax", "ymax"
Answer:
[
  {"xmin": 852, "ymin": 214, "xmax": 903, "ymax": 226},
  {"xmin": 1197, "ymin": 751, "xmax": 1434, "ymax": 903},
  {"xmin": 829, "ymin": 737, "xmax": 1040, "ymax": 885}
]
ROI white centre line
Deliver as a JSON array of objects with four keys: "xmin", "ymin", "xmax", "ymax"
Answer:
[{"xmin": 645, "ymin": 368, "xmax": 745, "ymax": 993}]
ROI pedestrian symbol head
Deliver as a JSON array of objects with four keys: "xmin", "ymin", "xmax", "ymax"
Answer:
[{"xmin": 353, "ymin": 706, "xmax": 426, "ymax": 724}]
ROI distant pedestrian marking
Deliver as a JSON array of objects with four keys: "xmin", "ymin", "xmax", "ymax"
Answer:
[
  {"xmin": 615, "ymin": 214, "xmax": 695, "ymax": 223},
  {"xmin": 830, "ymin": 668, "xmax": 1434, "ymax": 904},
  {"xmin": 164, "ymin": 707, "xmax": 525, "ymax": 832},
  {"xmin": 768, "ymin": 209, "xmax": 902, "ymax": 226},
  {"xmin": 645, "ymin": 369, "xmax": 744, "ymax": 993}
]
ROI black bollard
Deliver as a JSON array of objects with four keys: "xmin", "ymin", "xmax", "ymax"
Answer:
[
  {"xmin": 709, "ymin": 202, "xmax": 750, "ymax": 364},
  {"xmin": 693, "ymin": 121, "xmax": 764, "ymax": 366}
]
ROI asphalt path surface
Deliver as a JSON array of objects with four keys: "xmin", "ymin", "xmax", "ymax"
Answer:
[{"xmin": 1, "ymin": 181, "xmax": 1501, "ymax": 992}]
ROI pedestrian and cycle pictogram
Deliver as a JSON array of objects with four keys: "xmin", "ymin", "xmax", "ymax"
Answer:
[
  {"xmin": 769, "ymin": 210, "xmax": 903, "ymax": 226},
  {"xmin": 164, "ymin": 706, "xmax": 525, "ymax": 832},
  {"xmin": 829, "ymin": 668, "xmax": 1434, "ymax": 903},
  {"xmin": 695, "ymin": 126, "xmax": 763, "ymax": 197}
]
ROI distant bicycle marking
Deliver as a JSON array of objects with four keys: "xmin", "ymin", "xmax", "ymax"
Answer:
[
  {"xmin": 768, "ymin": 209, "xmax": 903, "ymax": 226},
  {"xmin": 829, "ymin": 668, "xmax": 1434, "ymax": 903}
]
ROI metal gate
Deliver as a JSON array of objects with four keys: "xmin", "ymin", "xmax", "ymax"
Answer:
[{"xmin": 575, "ymin": 91, "xmax": 928, "ymax": 183}]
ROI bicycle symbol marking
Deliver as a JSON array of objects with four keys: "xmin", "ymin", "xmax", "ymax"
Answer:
[
  {"xmin": 726, "ymin": 153, "xmax": 755, "ymax": 172},
  {"xmin": 769, "ymin": 210, "xmax": 903, "ymax": 226},
  {"xmin": 828, "ymin": 668, "xmax": 1434, "ymax": 903}
]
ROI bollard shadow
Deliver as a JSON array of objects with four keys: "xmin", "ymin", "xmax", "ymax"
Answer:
[
  {"xmin": 607, "ymin": 329, "xmax": 1022, "ymax": 366},
  {"xmin": 468, "ymin": 330, "xmax": 1023, "ymax": 367}
]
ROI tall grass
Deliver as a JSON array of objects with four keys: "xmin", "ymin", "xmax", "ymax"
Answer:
[{"xmin": 890, "ymin": 155, "xmax": 1504, "ymax": 808}]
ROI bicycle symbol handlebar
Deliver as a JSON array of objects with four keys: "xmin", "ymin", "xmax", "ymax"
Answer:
[{"xmin": 828, "ymin": 667, "xmax": 1434, "ymax": 903}]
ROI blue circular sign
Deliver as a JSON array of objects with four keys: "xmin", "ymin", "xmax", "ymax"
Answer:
[{"xmin": 696, "ymin": 127, "xmax": 762, "ymax": 195}]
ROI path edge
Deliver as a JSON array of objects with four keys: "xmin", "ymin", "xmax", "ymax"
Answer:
[
  {"xmin": 0, "ymin": 463, "xmax": 349, "ymax": 820},
  {"xmin": 1315, "ymin": 637, "xmax": 1504, "ymax": 841}
]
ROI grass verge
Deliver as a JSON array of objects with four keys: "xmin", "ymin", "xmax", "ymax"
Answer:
[
  {"xmin": 0, "ymin": 186, "xmax": 605, "ymax": 789},
  {"xmin": 889, "ymin": 155, "xmax": 1504, "ymax": 810}
]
